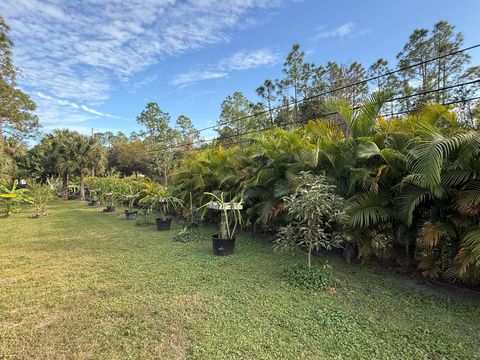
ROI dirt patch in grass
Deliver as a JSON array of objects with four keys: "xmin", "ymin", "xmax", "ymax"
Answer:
[{"xmin": 156, "ymin": 323, "xmax": 191, "ymax": 359}]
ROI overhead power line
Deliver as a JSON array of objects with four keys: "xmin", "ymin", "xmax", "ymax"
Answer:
[
  {"xmin": 187, "ymin": 43, "xmax": 480, "ymax": 136},
  {"xmin": 145, "ymin": 78, "xmax": 480, "ymax": 154},
  {"xmin": 182, "ymin": 94, "xmax": 480, "ymax": 151}
]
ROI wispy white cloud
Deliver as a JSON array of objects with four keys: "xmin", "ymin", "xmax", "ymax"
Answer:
[
  {"xmin": 171, "ymin": 48, "xmax": 280, "ymax": 87},
  {"xmin": 129, "ymin": 74, "xmax": 159, "ymax": 93},
  {"xmin": 220, "ymin": 48, "xmax": 280, "ymax": 71},
  {"xmin": 171, "ymin": 71, "xmax": 229, "ymax": 87},
  {"xmin": 311, "ymin": 22, "xmax": 370, "ymax": 41},
  {"xmin": 315, "ymin": 22, "xmax": 354, "ymax": 39},
  {"xmin": 36, "ymin": 92, "xmax": 120, "ymax": 118},
  {"xmin": 0, "ymin": 0, "xmax": 290, "ymax": 129}
]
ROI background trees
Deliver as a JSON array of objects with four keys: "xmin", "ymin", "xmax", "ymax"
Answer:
[
  {"xmin": 216, "ymin": 91, "xmax": 269, "ymax": 144},
  {"xmin": 67, "ymin": 133, "xmax": 104, "ymax": 200},
  {"xmin": 0, "ymin": 16, "xmax": 38, "ymax": 142},
  {"xmin": 245, "ymin": 20, "xmax": 478, "ymax": 133},
  {"xmin": 136, "ymin": 102, "xmax": 180, "ymax": 184}
]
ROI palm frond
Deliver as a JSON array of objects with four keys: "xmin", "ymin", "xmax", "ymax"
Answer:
[
  {"xmin": 396, "ymin": 183, "xmax": 431, "ymax": 226},
  {"xmin": 353, "ymin": 91, "xmax": 390, "ymax": 137},
  {"xmin": 347, "ymin": 192, "xmax": 395, "ymax": 228},
  {"xmin": 406, "ymin": 131, "xmax": 478, "ymax": 190},
  {"xmin": 357, "ymin": 141, "xmax": 381, "ymax": 159}
]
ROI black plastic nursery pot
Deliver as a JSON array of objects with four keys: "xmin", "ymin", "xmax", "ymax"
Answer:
[
  {"xmin": 212, "ymin": 234, "xmax": 236, "ymax": 256},
  {"xmin": 125, "ymin": 210, "xmax": 138, "ymax": 220},
  {"xmin": 156, "ymin": 218, "xmax": 172, "ymax": 231},
  {"xmin": 103, "ymin": 205, "xmax": 116, "ymax": 213}
]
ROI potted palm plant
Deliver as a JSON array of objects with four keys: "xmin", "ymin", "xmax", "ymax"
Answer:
[
  {"xmin": 139, "ymin": 184, "xmax": 182, "ymax": 231},
  {"xmin": 101, "ymin": 191, "xmax": 118, "ymax": 212},
  {"xmin": 84, "ymin": 177, "xmax": 99, "ymax": 205},
  {"xmin": 202, "ymin": 192, "xmax": 243, "ymax": 256},
  {"xmin": 124, "ymin": 194, "xmax": 138, "ymax": 220}
]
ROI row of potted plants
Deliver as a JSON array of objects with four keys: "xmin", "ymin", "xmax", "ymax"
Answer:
[
  {"xmin": 84, "ymin": 177, "xmax": 244, "ymax": 256},
  {"xmin": 84, "ymin": 177, "xmax": 183, "ymax": 231}
]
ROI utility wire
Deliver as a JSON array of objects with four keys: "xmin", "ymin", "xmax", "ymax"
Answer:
[
  {"xmin": 194, "ymin": 95, "xmax": 480, "ymax": 151},
  {"xmin": 186, "ymin": 43, "xmax": 480, "ymax": 136},
  {"xmin": 146, "ymin": 78, "xmax": 480, "ymax": 154}
]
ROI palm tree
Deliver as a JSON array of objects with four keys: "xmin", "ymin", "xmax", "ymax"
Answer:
[
  {"xmin": 68, "ymin": 133, "xmax": 103, "ymax": 200},
  {"xmin": 347, "ymin": 102, "xmax": 480, "ymax": 282},
  {"xmin": 170, "ymin": 96, "xmax": 480, "ymax": 285},
  {"xmin": 49, "ymin": 130, "xmax": 77, "ymax": 199}
]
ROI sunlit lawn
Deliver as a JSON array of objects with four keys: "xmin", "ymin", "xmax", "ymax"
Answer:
[{"xmin": 1, "ymin": 201, "xmax": 479, "ymax": 359}]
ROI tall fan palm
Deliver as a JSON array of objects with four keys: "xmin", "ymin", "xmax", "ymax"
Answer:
[
  {"xmin": 68, "ymin": 133, "xmax": 103, "ymax": 200},
  {"xmin": 49, "ymin": 130, "xmax": 77, "ymax": 199}
]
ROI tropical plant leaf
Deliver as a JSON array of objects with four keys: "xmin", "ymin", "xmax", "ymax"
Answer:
[
  {"xmin": 396, "ymin": 183, "xmax": 432, "ymax": 226},
  {"xmin": 347, "ymin": 192, "xmax": 395, "ymax": 228},
  {"xmin": 406, "ymin": 131, "xmax": 478, "ymax": 190}
]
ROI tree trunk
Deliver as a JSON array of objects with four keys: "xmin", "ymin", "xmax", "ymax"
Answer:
[
  {"xmin": 220, "ymin": 211, "xmax": 227, "ymax": 239},
  {"xmin": 62, "ymin": 172, "xmax": 69, "ymax": 199},
  {"xmin": 163, "ymin": 164, "xmax": 168, "ymax": 186},
  {"xmin": 79, "ymin": 170, "xmax": 85, "ymax": 201},
  {"xmin": 307, "ymin": 243, "xmax": 313, "ymax": 269}
]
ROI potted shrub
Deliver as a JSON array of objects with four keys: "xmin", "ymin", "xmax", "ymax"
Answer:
[
  {"xmin": 124, "ymin": 194, "xmax": 138, "ymax": 220},
  {"xmin": 139, "ymin": 183, "xmax": 182, "ymax": 231},
  {"xmin": 87, "ymin": 189, "xmax": 98, "ymax": 206},
  {"xmin": 202, "ymin": 192, "xmax": 243, "ymax": 256},
  {"xmin": 95, "ymin": 178, "xmax": 129, "ymax": 213},
  {"xmin": 85, "ymin": 177, "xmax": 100, "ymax": 205},
  {"xmin": 101, "ymin": 191, "xmax": 117, "ymax": 212}
]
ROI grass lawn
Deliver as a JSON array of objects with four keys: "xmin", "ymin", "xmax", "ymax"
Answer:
[{"xmin": 1, "ymin": 201, "xmax": 479, "ymax": 359}]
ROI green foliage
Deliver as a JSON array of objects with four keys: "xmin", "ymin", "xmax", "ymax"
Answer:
[
  {"xmin": 29, "ymin": 182, "xmax": 54, "ymax": 216},
  {"xmin": 172, "ymin": 101, "xmax": 480, "ymax": 286},
  {"xmin": 275, "ymin": 173, "xmax": 347, "ymax": 268},
  {"xmin": 201, "ymin": 192, "xmax": 243, "ymax": 239},
  {"xmin": 172, "ymin": 227, "xmax": 202, "ymax": 243},
  {"xmin": 0, "ymin": 146, "xmax": 16, "ymax": 183},
  {"xmin": 284, "ymin": 263, "xmax": 334, "ymax": 290},
  {"xmin": 85, "ymin": 177, "xmax": 132, "ymax": 207},
  {"xmin": 0, "ymin": 179, "xmax": 32, "ymax": 216},
  {"xmin": 0, "ymin": 16, "xmax": 39, "ymax": 141},
  {"xmin": 138, "ymin": 182, "xmax": 183, "ymax": 220}
]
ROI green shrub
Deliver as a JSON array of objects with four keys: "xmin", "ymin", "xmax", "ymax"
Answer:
[
  {"xmin": 275, "ymin": 172, "xmax": 348, "ymax": 268},
  {"xmin": 172, "ymin": 227, "xmax": 202, "ymax": 242},
  {"xmin": 29, "ymin": 182, "xmax": 54, "ymax": 216},
  {"xmin": 138, "ymin": 181, "xmax": 183, "ymax": 220},
  {"xmin": 0, "ymin": 180, "xmax": 32, "ymax": 217},
  {"xmin": 134, "ymin": 209, "xmax": 155, "ymax": 227},
  {"xmin": 285, "ymin": 263, "xmax": 334, "ymax": 290}
]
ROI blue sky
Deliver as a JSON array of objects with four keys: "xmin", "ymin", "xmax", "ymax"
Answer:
[{"xmin": 1, "ymin": 0, "xmax": 479, "ymax": 139}]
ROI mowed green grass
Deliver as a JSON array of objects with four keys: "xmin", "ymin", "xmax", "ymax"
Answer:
[{"xmin": 1, "ymin": 201, "xmax": 479, "ymax": 359}]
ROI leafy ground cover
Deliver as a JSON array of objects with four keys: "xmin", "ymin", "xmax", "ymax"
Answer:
[{"xmin": 1, "ymin": 201, "xmax": 479, "ymax": 359}]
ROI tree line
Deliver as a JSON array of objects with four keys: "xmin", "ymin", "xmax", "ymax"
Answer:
[{"xmin": 1, "ymin": 17, "xmax": 479, "ymax": 189}]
